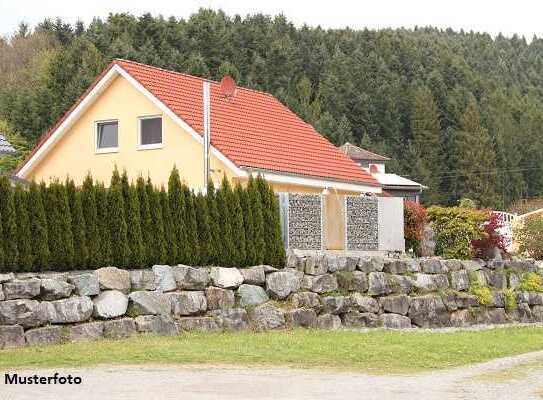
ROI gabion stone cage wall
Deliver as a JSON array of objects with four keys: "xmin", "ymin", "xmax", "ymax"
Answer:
[
  {"xmin": 345, "ymin": 196, "xmax": 379, "ymax": 250},
  {"xmin": 287, "ymin": 194, "xmax": 322, "ymax": 250}
]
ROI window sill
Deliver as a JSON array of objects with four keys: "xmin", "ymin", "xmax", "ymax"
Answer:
[
  {"xmin": 95, "ymin": 147, "xmax": 119, "ymax": 154},
  {"xmin": 137, "ymin": 143, "xmax": 163, "ymax": 151}
]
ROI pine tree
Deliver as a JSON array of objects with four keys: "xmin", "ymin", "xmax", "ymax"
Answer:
[
  {"xmin": 81, "ymin": 174, "xmax": 100, "ymax": 267},
  {"xmin": 231, "ymin": 184, "xmax": 246, "ymax": 267},
  {"xmin": 194, "ymin": 193, "xmax": 212, "ymax": 265},
  {"xmin": 410, "ymin": 86, "xmax": 443, "ymax": 204},
  {"xmin": 183, "ymin": 186, "xmax": 200, "ymax": 265},
  {"xmin": 66, "ymin": 178, "xmax": 88, "ymax": 268},
  {"xmin": 14, "ymin": 185, "xmax": 33, "ymax": 270},
  {"xmin": 247, "ymin": 176, "xmax": 265, "ymax": 265},
  {"xmin": 95, "ymin": 182, "xmax": 111, "ymax": 266},
  {"xmin": 107, "ymin": 182, "xmax": 129, "ymax": 267},
  {"xmin": 237, "ymin": 184, "xmax": 255, "ymax": 266},
  {"xmin": 27, "ymin": 181, "xmax": 49, "ymax": 270},
  {"xmin": 135, "ymin": 176, "xmax": 153, "ymax": 265},
  {"xmin": 0, "ymin": 176, "xmax": 18, "ymax": 270},
  {"xmin": 126, "ymin": 184, "xmax": 145, "ymax": 267},
  {"xmin": 147, "ymin": 178, "xmax": 167, "ymax": 265},
  {"xmin": 216, "ymin": 176, "xmax": 236, "ymax": 266},
  {"xmin": 206, "ymin": 180, "xmax": 221, "ymax": 265},
  {"xmin": 453, "ymin": 97, "xmax": 499, "ymax": 207},
  {"xmin": 159, "ymin": 186, "xmax": 178, "ymax": 265},
  {"xmin": 168, "ymin": 167, "xmax": 186, "ymax": 264}
]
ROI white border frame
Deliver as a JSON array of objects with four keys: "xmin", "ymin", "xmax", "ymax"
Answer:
[
  {"xmin": 137, "ymin": 114, "xmax": 163, "ymax": 151},
  {"xmin": 95, "ymin": 119, "xmax": 119, "ymax": 154}
]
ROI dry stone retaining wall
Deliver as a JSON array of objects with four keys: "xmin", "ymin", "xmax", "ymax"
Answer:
[{"xmin": 1, "ymin": 255, "xmax": 543, "ymax": 349}]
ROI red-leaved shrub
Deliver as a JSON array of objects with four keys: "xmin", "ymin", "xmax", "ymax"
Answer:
[
  {"xmin": 404, "ymin": 200, "xmax": 427, "ymax": 255},
  {"xmin": 471, "ymin": 211, "xmax": 507, "ymax": 259}
]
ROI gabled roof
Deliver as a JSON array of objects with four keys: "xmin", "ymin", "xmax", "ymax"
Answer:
[
  {"xmin": 339, "ymin": 142, "xmax": 390, "ymax": 162},
  {"xmin": 17, "ymin": 59, "xmax": 378, "ymax": 188},
  {"xmin": 0, "ymin": 134, "xmax": 16, "ymax": 155},
  {"xmin": 371, "ymin": 172, "xmax": 426, "ymax": 190}
]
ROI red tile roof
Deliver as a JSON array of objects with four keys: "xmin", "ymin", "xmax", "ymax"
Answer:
[{"xmin": 20, "ymin": 59, "xmax": 379, "ymax": 187}]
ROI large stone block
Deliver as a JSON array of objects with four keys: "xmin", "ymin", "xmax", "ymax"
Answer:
[
  {"xmin": 210, "ymin": 308, "xmax": 249, "ymax": 331},
  {"xmin": 304, "ymin": 274, "xmax": 338, "ymax": 294},
  {"xmin": 46, "ymin": 296, "xmax": 94, "ymax": 323},
  {"xmin": 152, "ymin": 265, "xmax": 177, "ymax": 292},
  {"xmin": 236, "ymin": 284, "xmax": 269, "ymax": 307},
  {"xmin": 441, "ymin": 292, "xmax": 478, "ymax": 311},
  {"xmin": 249, "ymin": 303, "xmax": 285, "ymax": 330},
  {"xmin": 450, "ymin": 270, "xmax": 470, "ymax": 291},
  {"xmin": 413, "ymin": 273, "xmax": 449, "ymax": 293},
  {"xmin": 0, "ymin": 284, "xmax": 3, "ymax": 301},
  {"xmin": 0, "ymin": 273, "xmax": 14, "ymax": 283},
  {"xmin": 3, "ymin": 279, "xmax": 41, "ymax": 300},
  {"xmin": 210, "ymin": 267, "xmax": 244, "ymax": 289},
  {"xmin": 420, "ymin": 258, "xmax": 447, "ymax": 274},
  {"xmin": 285, "ymin": 308, "xmax": 317, "ymax": 328},
  {"xmin": 367, "ymin": 272, "xmax": 389, "ymax": 296},
  {"xmin": 443, "ymin": 259, "xmax": 464, "ymax": 272},
  {"xmin": 205, "ymin": 287, "xmax": 235, "ymax": 310},
  {"xmin": 177, "ymin": 317, "xmax": 221, "ymax": 332},
  {"xmin": 450, "ymin": 309, "xmax": 476, "ymax": 327},
  {"xmin": 0, "ymin": 299, "xmax": 48, "ymax": 328},
  {"xmin": 358, "ymin": 257, "xmax": 384, "ymax": 273},
  {"xmin": 68, "ymin": 273, "xmax": 100, "ymax": 296},
  {"xmin": 40, "ymin": 279, "xmax": 74, "ymax": 301},
  {"xmin": 305, "ymin": 255, "xmax": 328, "ymax": 275},
  {"xmin": 169, "ymin": 291, "xmax": 207, "ymax": 316},
  {"xmin": 321, "ymin": 296, "xmax": 351, "ymax": 315},
  {"xmin": 408, "ymin": 295, "xmax": 450, "ymax": 328},
  {"xmin": 129, "ymin": 270, "xmax": 157, "ymax": 291},
  {"xmin": 383, "ymin": 259, "xmax": 408, "ymax": 274},
  {"xmin": 487, "ymin": 271, "xmax": 507, "ymax": 289},
  {"xmin": 508, "ymin": 303, "xmax": 533, "ymax": 323},
  {"xmin": 336, "ymin": 271, "xmax": 368, "ymax": 292},
  {"xmin": 240, "ymin": 266, "xmax": 266, "ymax": 285},
  {"xmin": 379, "ymin": 295, "xmax": 410, "ymax": 316},
  {"xmin": 380, "ymin": 313, "xmax": 411, "ymax": 329},
  {"xmin": 290, "ymin": 292, "xmax": 321, "ymax": 310},
  {"xmin": 342, "ymin": 311, "xmax": 380, "ymax": 328},
  {"xmin": 69, "ymin": 322, "xmax": 104, "ymax": 341},
  {"xmin": 96, "ymin": 267, "xmax": 130, "ymax": 293},
  {"xmin": 93, "ymin": 290, "xmax": 129, "ymax": 319},
  {"xmin": 103, "ymin": 318, "xmax": 136, "ymax": 338},
  {"xmin": 350, "ymin": 293, "xmax": 380, "ymax": 314},
  {"xmin": 0, "ymin": 325, "xmax": 25, "ymax": 348},
  {"xmin": 173, "ymin": 265, "xmax": 210, "ymax": 290},
  {"xmin": 316, "ymin": 314, "xmax": 342, "ymax": 330},
  {"xmin": 266, "ymin": 271, "xmax": 301, "ymax": 299},
  {"xmin": 128, "ymin": 291, "xmax": 171, "ymax": 316},
  {"xmin": 135, "ymin": 315, "xmax": 178, "ymax": 335},
  {"xmin": 505, "ymin": 259, "xmax": 537, "ymax": 273},
  {"xmin": 25, "ymin": 326, "xmax": 62, "ymax": 346}
]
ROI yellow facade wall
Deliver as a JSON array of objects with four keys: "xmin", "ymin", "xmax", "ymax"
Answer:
[{"xmin": 29, "ymin": 75, "xmax": 236, "ymax": 189}]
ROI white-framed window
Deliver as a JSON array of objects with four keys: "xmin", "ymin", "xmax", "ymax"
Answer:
[
  {"xmin": 95, "ymin": 120, "xmax": 119, "ymax": 153},
  {"xmin": 138, "ymin": 115, "xmax": 163, "ymax": 150}
]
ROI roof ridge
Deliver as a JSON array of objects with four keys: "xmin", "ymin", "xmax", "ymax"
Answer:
[{"xmin": 113, "ymin": 58, "xmax": 275, "ymax": 98}]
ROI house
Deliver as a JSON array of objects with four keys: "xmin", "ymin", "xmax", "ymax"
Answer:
[
  {"xmin": 15, "ymin": 60, "xmax": 381, "ymax": 196},
  {"xmin": 0, "ymin": 134, "xmax": 16, "ymax": 157},
  {"xmin": 339, "ymin": 142, "xmax": 425, "ymax": 202}
]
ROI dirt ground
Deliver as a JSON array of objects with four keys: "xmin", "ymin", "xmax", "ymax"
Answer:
[{"xmin": 2, "ymin": 351, "xmax": 543, "ymax": 400}]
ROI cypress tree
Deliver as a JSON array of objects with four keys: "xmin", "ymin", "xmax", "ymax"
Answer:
[
  {"xmin": 0, "ymin": 176, "xmax": 18, "ymax": 270},
  {"xmin": 183, "ymin": 186, "xmax": 199, "ymax": 265},
  {"xmin": 107, "ymin": 182, "xmax": 130, "ymax": 267},
  {"xmin": 126, "ymin": 184, "xmax": 145, "ymax": 267},
  {"xmin": 159, "ymin": 186, "xmax": 178, "ymax": 265},
  {"xmin": 168, "ymin": 166, "xmax": 186, "ymax": 264},
  {"xmin": 194, "ymin": 193, "xmax": 212, "ymax": 265},
  {"xmin": 231, "ymin": 184, "xmax": 246, "ymax": 267},
  {"xmin": 120, "ymin": 170, "xmax": 131, "ymax": 220},
  {"xmin": 237, "ymin": 184, "xmax": 255, "ymax": 266},
  {"xmin": 110, "ymin": 166, "xmax": 122, "ymax": 187},
  {"xmin": 81, "ymin": 174, "xmax": 100, "ymax": 267},
  {"xmin": 266, "ymin": 183, "xmax": 286, "ymax": 267},
  {"xmin": 206, "ymin": 180, "xmax": 221, "ymax": 266},
  {"xmin": 14, "ymin": 185, "xmax": 33, "ymax": 270},
  {"xmin": 216, "ymin": 176, "xmax": 236, "ymax": 266},
  {"xmin": 0, "ymin": 207, "xmax": 4, "ymax": 271},
  {"xmin": 248, "ymin": 176, "xmax": 265, "ymax": 265},
  {"xmin": 46, "ymin": 181, "xmax": 75, "ymax": 270},
  {"xmin": 28, "ymin": 181, "xmax": 50, "ymax": 271},
  {"xmin": 66, "ymin": 178, "xmax": 88, "ymax": 269},
  {"xmin": 95, "ymin": 182, "xmax": 111, "ymax": 266},
  {"xmin": 136, "ymin": 176, "xmax": 153, "ymax": 265},
  {"xmin": 147, "ymin": 178, "xmax": 167, "ymax": 265}
]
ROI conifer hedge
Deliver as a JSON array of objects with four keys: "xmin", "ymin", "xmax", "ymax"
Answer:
[{"xmin": 0, "ymin": 169, "xmax": 285, "ymax": 273}]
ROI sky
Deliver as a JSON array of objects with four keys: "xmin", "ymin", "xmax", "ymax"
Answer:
[{"xmin": 1, "ymin": 0, "xmax": 543, "ymax": 39}]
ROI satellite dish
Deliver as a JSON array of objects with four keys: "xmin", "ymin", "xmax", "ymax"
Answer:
[{"xmin": 220, "ymin": 75, "xmax": 237, "ymax": 99}]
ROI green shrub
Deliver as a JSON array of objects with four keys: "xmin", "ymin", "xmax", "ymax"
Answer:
[
  {"xmin": 515, "ymin": 215, "xmax": 543, "ymax": 260},
  {"xmin": 469, "ymin": 271, "xmax": 492, "ymax": 306},
  {"xmin": 518, "ymin": 272, "xmax": 543, "ymax": 292},
  {"xmin": 427, "ymin": 206, "xmax": 487, "ymax": 259},
  {"xmin": 503, "ymin": 289, "xmax": 517, "ymax": 311}
]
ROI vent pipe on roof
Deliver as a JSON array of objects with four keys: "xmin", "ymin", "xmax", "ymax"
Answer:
[{"xmin": 203, "ymin": 81, "xmax": 211, "ymax": 192}]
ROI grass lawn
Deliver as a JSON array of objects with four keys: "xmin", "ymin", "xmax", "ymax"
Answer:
[{"xmin": 2, "ymin": 327, "xmax": 543, "ymax": 374}]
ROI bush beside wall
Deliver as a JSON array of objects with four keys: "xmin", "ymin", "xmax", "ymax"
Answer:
[{"xmin": 0, "ymin": 168, "xmax": 285, "ymax": 273}]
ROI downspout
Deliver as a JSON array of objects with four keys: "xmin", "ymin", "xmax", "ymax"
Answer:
[{"xmin": 203, "ymin": 81, "xmax": 211, "ymax": 192}]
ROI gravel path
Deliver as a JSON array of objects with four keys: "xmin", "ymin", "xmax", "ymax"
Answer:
[{"xmin": 2, "ymin": 351, "xmax": 543, "ymax": 400}]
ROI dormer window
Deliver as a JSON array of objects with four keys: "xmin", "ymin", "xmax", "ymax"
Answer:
[{"xmin": 138, "ymin": 116, "xmax": 163, "ymax": 150}]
